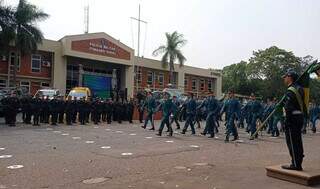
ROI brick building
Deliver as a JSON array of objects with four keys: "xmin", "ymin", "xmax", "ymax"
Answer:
[{"xmin": 0, "ymin": 32, "xmax": 222, "ymax": 98}]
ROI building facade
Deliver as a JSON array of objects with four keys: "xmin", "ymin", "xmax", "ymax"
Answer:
[{"xmin": 0, "ymin": 32, "xmax": 222, "ymax": 98}]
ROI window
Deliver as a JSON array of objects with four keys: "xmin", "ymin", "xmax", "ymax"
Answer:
[
  {"xmin": 41, "ymin": 82, "xmax": 50, "ymax": 88},
  {"xmin": 31, "ymin": 54, "xmax": 41, "ymax": 72},
  {"xmin": 184, "ymin": 76, "xmax": 188, "ymax": 89},
  {"xmin": 208, "ymin": 80, "xmax": 213, "ymax": 92},
  {"xmin": 0, "ymin": 79, "xmax": 6, "ymax": 89},
  {"xmin": 136, "ymin": 66, "xmax": 142, "ymax": 84},
  {"xmin": 192, "ymin": 79, "xmax": 197, "ymax": 91},
  {"xmin": 20, "ymin": 81, "xmax": 30, "ymax": 93},
  {"xmin": 10, "ymin": 52, "xmax": 20, "ymax": 72},
  {"xmin": 159, "ymin": 73, "xmax": 164, "ymax": 86},
  {"xmin": 199, "ymin": 79, "xmax": 205, "ymax": 91},
  {"xmin": 147, "ymin": 71, "xmax": 154, "ymax": 85}
]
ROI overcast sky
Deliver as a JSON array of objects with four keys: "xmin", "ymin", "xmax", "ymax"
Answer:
[{"xmin": 3, "ymin": 0, "xmax": 320, "ymax": 69}]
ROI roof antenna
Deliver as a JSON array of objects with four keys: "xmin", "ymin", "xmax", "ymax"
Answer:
[{"xmin": 84, "ymin": 3, "xmax": 89, "ymax": 34}]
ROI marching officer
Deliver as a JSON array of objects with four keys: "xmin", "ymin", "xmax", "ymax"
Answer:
[
  {"xmin": 280, "ymin": 70, "xmax": 306, "ymax": 171},
  {"xmin": 247, "ymin": 93, "xmax": 263, "ymax": 139},
  {"xmin": 181, "ymin": 93, "xmax": 197, "ymax": 135},
  {"xmin": 199, "ymin": 92, "xmax": 219, "ymax": 138},
  {"xmin": 141, "ymin": 92, "xmax": 156, "ymax": 130},
  {"xmin": 156, "ymin": 93, "xmax": 174, "ymax": 136},
  {"xmin": 221, "ymin": 90, "xmax": 241, "ymax": 142},
  {"xmin": 170, "ymin": 96, "xmax": 181, "ymax": 130}
]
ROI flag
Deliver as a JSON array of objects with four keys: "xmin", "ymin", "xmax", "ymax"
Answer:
[{"xmin": 297, "ymin": 60, "xmax": 320, "ymax": 113}]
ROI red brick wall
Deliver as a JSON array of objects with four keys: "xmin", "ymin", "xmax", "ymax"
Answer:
[{"xmin": 185, "ymin": 74, "xmax": 215, "ymax": 97}]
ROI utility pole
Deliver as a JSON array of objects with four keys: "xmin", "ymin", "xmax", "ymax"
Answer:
[
  {"xmin": 84, "ymin": 4, "xmax": 89, "ymax": 34},
  {"xmin": 130, "ymin": 4, "xmax": 148, "ymax": 94}
]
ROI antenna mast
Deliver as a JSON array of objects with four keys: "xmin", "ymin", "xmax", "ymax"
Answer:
[{"xmin": 84, "ymin": 4, "xmax": 89, "ymax": 34}]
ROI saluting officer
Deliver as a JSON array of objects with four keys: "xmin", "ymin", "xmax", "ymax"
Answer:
[{"xmin": 280, "ymin": 70, "xmax": 306, "ymax": 171}]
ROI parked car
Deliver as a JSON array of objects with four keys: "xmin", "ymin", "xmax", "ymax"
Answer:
[
  {"xmin": 34, "ymin": 89, "xmax": 61, "ymax": 99},
  {"xmin": 67, "ymin": 87, "xmax": 91, "ymax": 100}
]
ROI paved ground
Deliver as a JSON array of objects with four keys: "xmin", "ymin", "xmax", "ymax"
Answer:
[{"xmin": 0, "ymin": 117, "xmax": 319, "ymax": 189}]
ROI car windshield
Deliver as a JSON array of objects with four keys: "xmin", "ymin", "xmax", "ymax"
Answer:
[
  {"xmin": 69, "ymin": 90, "xmax": 87, "ymax": 98},
  {"xmin": 38, "ymin": 90, "xmax": 56, "ymax": 97}
]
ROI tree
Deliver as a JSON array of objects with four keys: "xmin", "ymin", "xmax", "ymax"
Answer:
[
  {"xmin": 0, "ymin": 1, "xmax": 15, "ymax": 53},
  {"xmin": 2, "ymin": 0, "xmax": 49, "ymax": 87},
  {"xmin": 152, "ymin": 31, "xmax": 187, "ymax": 85}
]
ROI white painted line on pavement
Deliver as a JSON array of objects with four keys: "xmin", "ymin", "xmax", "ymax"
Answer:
[
  {"xmin": 101, "ymin": 146, "xmax": 111, "ymax": 149},
  {"xmin": 165, "ymin": 140, "xmax": 174, "ymax": 143},
  {"xmin": 129, "ymin": 133, "xmax": 137, "ymax": 136},
  {"xmin": 121, "ymin": 152, "xmax": 133, "ymax": 156},
  {"xmin": 53, "ymin": 131, "xmax": 61, "ymax": 133},
  {"xmin": 189, "ymin": 145, "xmax": 199, "ymax": 148},
  {"xmin": 0, "ymin": 155, "xmax": 12, "ymax": 159},
  {"xmin": 72, "ymin": 137, "xmax": 81, "ymax": 140},
  {"xmin": 0, "ymin": 148, "xmax": 5, "ymax": 151},
  {"xmin": 85, "ymin": 141, "xmax": 95, "ymax": 144},
  {"xmin": 61, "ymin": 133, "xmax": 69, "ymax": 136},
  {"xmin": 7, "ymin": 165, "xmax": 24, "ymax": 169},
  {"xmin": 145, "ymin": 137, "xmax": 153, "ymax": 139}
]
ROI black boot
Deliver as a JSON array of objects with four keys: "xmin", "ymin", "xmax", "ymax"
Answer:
[
  {"xmin": 156, "ymin": 130, "xmax": 162, "ymax": 136},
  {"xmin": 224, "ymin": 135, "xmax": 229, "ymax": 142},
  {"xmin": 149, "ymin": 127, "xmax": 155, "ymax": 131},
  {"xmin": 208, "ymin": 134, "xmax": 214, "ymax": 138},
  {"xmin": 231, "ymin": 135, "xmax": 239, "ymax": 141}
]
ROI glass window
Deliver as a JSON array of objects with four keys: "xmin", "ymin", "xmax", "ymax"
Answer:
[
  {"xmin": 0, "ymin": 79, "xmax": 6, "ymax": 89},
  {"xmin": 31, "ymin": 54, "xmax": 41, "ymax": 72},
  {"xmin": 192, "ymin": 79, "xmax": 197, "ymax": 91},
  {"xmin": 147, "ymin": 71, "xmax": 153, "ymax": 85},
  {"xmin": 159, "ymin": 73, "xmax": 164, "ymax": 86},
  {"xmin": 200, "ymin": 79, "xmax": 205, "ymax": 91},
  {"xmin": 10, "ymin": 52, "xmax": 20, "ymax": 72},
  {"xmin": 20, "ymin": 81, "xmax": 30, "ymax": 93},
  {"xmin": 41, "ymin": 82, "xmax": 50, "ymax": 88},
  {"xmin": 208, "ymin": 80, "xmax": 213, "ymax": 92}
]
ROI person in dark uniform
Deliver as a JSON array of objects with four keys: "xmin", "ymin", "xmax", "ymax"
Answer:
[
  {"xmin": 138, "ymin": 99, "xmax": 145, "ymax": 124},
  {"xmin": 72, "ymin": 99, "xmax": 78, "ymax": 123},
  {"xmin": 20, "ymin": 95, "xmax": 29, "ymax": 124},
  {"xmin": 170, "ymin": 96, "xmax": 181, "ymax": 130},
  {"xmin": 49, "ymin": 96, "xmax": 59, "ymax": 125},
  {"xmin": 65, "ymin": 97, "xmax": 74, "ymax": 125},
  {"xmin": 119, "ymin": 89, "xmax": 125, "ymax": 103},
  {"xmin": 127, "ymin": 98, "xmax": 134, "ymax": 123},
  {"xmin": 31, "ymin": 94, "xmax": 42, "ymax": 126},
  {"xmin": 199, "ymin": 92, "xmax": 219, "ymax": 138},
  {"xmin": 57, "ymin": 96, "xmax": 65, "ymax": 124},
  {"xmin": 91, "ymin": 98, "xmax": 99, "ymax": 124},
  {"xmin": 181, "ymin": 93, "xmax": 197, "ymax": 135},
  {"xmin": 78, "ymin": 97, "xmax": 87, "ymax": 125},
  {"xmin": 42, "ymin": 97, "xmax": 50, "ymax": 124},
  {"xmin": 156, "ymin": 93, "xmax": 174, "ymax": 136},
  {"xmin": 280, "ymin": 70, "xmax": 306, "ymax": 171},
  {"xmin": 101, "ymin": 100, "xmax": 107, "ymax": 122},
  {"xmin": 23, "ymin": 95, "xmax": 32, "ymax": 124},
  {"xmin": 141, "ymin": 92, "xmax": 156, "ymax": 130},
  {"xmin": 85, "ymin": 98, "xmax": 91, "ymax": 123},
  {"xmin": 115, "ymin": 101, "xmax": 123, "ymax": 124},
  {"xmin": 3, "ymin": 92, "xmax": 20, "ymax": 127},
  {"xmin": 106, "ymin": 98, "xmax": 113, "ymax": 124}
]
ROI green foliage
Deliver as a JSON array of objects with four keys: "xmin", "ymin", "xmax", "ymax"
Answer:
[
  {"xmin": 223, "ymin": 46, "xmax": 317, "ymax": 101},
  {"xmin": 153, "ymin": 31, "xmax": 187, "ymax": 84}
]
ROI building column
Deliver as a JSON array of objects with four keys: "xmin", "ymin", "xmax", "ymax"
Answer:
[
  {"xmin": 52, "ymin": 52, "xmax": 67, "ymax": 96},
  {"xmin": 125, "ymin": 65, "xmax": 134, "ymax": 98},
  {"xmin": 79, "ymin": 64, "xmax": 83, "ymax": 87},
  {"xmin": 216, "ymin": 76, "xmax": 222, "ymax": 98},
  {"xmin": 177, "ymin": 69, "xmax": 185, "ymax": 92}
]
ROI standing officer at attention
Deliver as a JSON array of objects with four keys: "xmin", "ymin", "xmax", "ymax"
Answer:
[{"xmin": 279, "ymin": 70, "xmax": 306, "ymax": 171}]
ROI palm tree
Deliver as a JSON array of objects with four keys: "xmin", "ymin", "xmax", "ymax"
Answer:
[
  {"xmin": 7, "ymin": 0, "xmax": 49, "ymax": 87},
  {"xmin": 0, "ymin": 1, "xmax": 15, "ymax": 53},
  {"xmin": 152, "ymin": 31, "xmax": 187, "ymax": 86}
]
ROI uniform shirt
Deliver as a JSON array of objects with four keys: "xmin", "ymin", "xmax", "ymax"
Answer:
[
  {"xmin": 282, "ymin": 83, "xmax": 305, "ymax": 116},
  {"xmin": 186, "ymin": 98, "xmax": 196, "ymax": 115}
]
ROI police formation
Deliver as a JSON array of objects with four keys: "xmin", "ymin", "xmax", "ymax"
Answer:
[
  {"xmin": 140, "ymin": 90, "xmax": 318, "ymax": 144},
  {"xmin": 1, "ymin": 93, "xmax": 135, "ymax": 127},
  {"xmin": 1, "ymin": 88, "xmax": 319, "ymax": 144}
]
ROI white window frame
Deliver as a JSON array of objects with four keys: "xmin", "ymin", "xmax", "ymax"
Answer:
[
  {"xmin": 0, "ymin": 79, "xmax": 7, "ymax": 89},
  {"xmin": 41, "ymin": 82, "xmax": 50, "ymax": 88},
  {"xmin": 147, "ymin": 71, "xmax": 154, "ymax": 85},
  {"xmin": 31, "ymin": 54, "xmax": 41, "ymax": 73},
  {"xmin": 192, "ymin": 79, "xmax": 197, "ymax": 91},
  {"xmin": 20, "ymin": 81, "xmax": 30, "ymax": 93},
  {"xmin": 199, "ymin": 79, "xmax": 205, "ymax": 91},
  {"xmin": 208, "ymin": 79, "xmax": 213, "ymax": 92},
  {"xmin": 158, "ymin": 72, "xmax": 164, "ymax": 86},
  {"xmin": 10, "ymin": 52, "xmax": 20, "ymax": 72}
]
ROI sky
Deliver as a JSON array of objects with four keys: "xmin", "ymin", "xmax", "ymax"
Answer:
[{"xmin": 3, "ymin": 0, "xmax": 320, "ymax": 69}]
